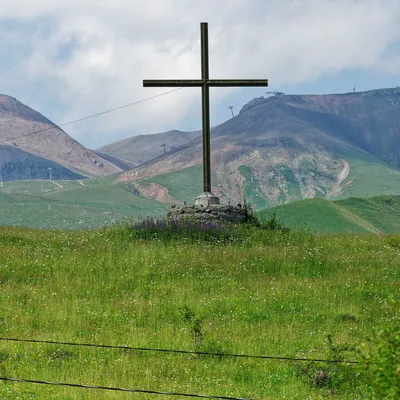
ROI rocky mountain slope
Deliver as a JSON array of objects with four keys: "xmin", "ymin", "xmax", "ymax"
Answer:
[
  {"xmin": 93, "ymin": 151, "xmax": 136, "ymax": 171},
  {"xmin": 0, "ymin": 95, "xmax": 121, "ymax": 181},
  {"xmin": 0, "ymin": 146, "xmax": 85, "ymax": 181},
  {"xmin": 121, "ymin": 87, "xmax": 400, "ymax": 208},
  {"xmin": 96, "ymin": 130, "xmax": 199, "ymax": 167}
]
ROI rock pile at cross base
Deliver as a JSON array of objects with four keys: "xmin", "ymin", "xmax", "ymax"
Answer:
[{"xmin": 167, "ymin": 204, "xmax": 249, "ymax": 225}]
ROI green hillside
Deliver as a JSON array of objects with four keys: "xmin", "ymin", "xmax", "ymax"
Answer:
[
  {"xmin": 260, "ymin": 195, "xmax": 400, "ymax": 234},
  {"xmin": 337, "ymin": 151, "xmax": 400, "ymax": 200},
  {"xmin": 133, "ymin": 149, "xmax": 400, "ymax": 210},
  {"xmin": 140, "ymin": 165, "xmax": 216, "ymax": 204},
  {"xmin": 0, "ymin": 179, "xmax": 167, "ymax": 229}
]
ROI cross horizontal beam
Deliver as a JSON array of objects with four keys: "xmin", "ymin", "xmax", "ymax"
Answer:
[
  {"xmin": 143, "ymin": 79, "xmax": 268, "ymax": 87},
  {"xmin": 143, "ymin": 22, "xmax": 268, "ymax": 197}
]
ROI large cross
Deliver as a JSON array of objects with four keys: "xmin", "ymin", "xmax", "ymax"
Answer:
[{"xmin": 144, "ymin": 22, "xmax": 268, "ymax": 206}]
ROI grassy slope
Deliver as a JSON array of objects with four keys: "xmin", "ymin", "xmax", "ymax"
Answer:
[
  {"xmin": 136, "ymin": 149, "xmax": 400, "ymax": 208},
  {"xmin": 336, "ymin": 195, "xmax": 400, "ymax": 232},
  {"xmin": 260, "ymin": 198, "xmax": 364, "ymax": 234},
  {"xmin": 260, "ymin": 195, "xmax": 400, "ymax": 234},
  {"xmin": 0, "ymin": 227, "xmax": 399, "ymax": 399},
  {"xmin": 141, "ymin": 165, "xmax": 216, "ymax": 203},
  {"xmin": 337, "ymin": 151, "xmax": 400, "ymax": 199},
  {"xmin": 0, "ymin": 179, "xmax": 166, "ymax": 229}
]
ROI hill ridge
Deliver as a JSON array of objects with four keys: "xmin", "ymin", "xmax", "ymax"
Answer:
[
  {"xmin": 118, "ymin": 86, "xmax": 400, "ymax": 207},
  {"xmin": 0, "ymin": 94, "xmax": 122, "ymax": 181},
  {"xmin": 331, "ymin": 202, "xmax": 383, "ymax": 234},
  {"xmin": 261, "ymin": 194, "xmax": 400, "ymax": 233}
]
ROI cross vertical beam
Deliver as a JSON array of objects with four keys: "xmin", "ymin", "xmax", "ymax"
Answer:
[
  {"xmin": 143, "ymin": 22, "xmax": 268, "ymax": 205},
  {"xmin": 201, "ymin": 22, "xmax": 211, "ymax": 193}
]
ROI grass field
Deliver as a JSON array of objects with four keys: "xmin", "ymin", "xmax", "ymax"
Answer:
[
  {"xmin": 0, "ymin": 224, "xmax": 398, "ymax": 398},
  {"xmin": 260, "ymin": 195, "xmax": 400, "ymax": 234},
  {"xmin": 0, "ymin": 179, "xmax": 167, "ymax": 229},
  {"xmin": 3, "ymin": 178, "xmax": 400, "ymax": 235}
]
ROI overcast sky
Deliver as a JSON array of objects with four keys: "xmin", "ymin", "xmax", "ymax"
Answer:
[{"xmin": 1, "ymin": 0, "xmax": 400, "ymax": 148}]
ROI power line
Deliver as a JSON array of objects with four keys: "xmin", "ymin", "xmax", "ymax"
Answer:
[
  {"xmin": 0, "ymin": 377, "xmax": 252, "ymax": 399},
  {"xmin": 0, "ymin": 337, "xmax": 359, "ymax": 364},
  {"xmin": 0, "ymin": 88, "xmax": 183, "ymax": 145}
]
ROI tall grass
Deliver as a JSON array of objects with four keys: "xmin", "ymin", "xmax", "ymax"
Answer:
[{"xmin": 0, "ymin": 224, "xmax": 398, "ymax": 399}]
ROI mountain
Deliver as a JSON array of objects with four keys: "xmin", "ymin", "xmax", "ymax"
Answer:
[
  {"xmin": 0, "ymin": 94, "xmax": 122, "ymax": 181},
  {"xmin": 93, "ymin": 151, "xmax": 136, "ymax": 171},
  {"xmin": 0, "ymin": 146, "xmax": 85, "ymax": 181},
  {"xmin": 96, "ymin": 130, "xmax": 199, "ymax": 167},
  {"xmin": 260, "ymin": 195, "xmax": 400, "ymax": 234},
  {"xmin": 121, "ymin": 87, "xmax": 400, "ymax": 207}
]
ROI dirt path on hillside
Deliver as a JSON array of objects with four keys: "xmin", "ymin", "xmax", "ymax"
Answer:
[
  {"xmin": 333, "ymin": 204, "xmax": 383, "ymax": 234},
  {"xmin": 50, "ymin": 181, "xmax": 63, "ymax": 189}
]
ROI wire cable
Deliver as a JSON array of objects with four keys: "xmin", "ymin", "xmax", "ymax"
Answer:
[
  {"xmin": 0, "ymin": 88, "xmax": 183, "ymax": 145},
  {"xmin": 0, "ymin": 337, "xmax": 359, "ymax": 364},
  {"xmin": 0, "ymin": 377, "xmax": 252, "ymax": 399}
]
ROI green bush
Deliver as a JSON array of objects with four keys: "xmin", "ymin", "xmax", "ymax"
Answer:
[
  {"xmin": 260, "ymin": 212, "xmax": 290, "ymax": 232},
  {"xmin": 359, "ymin": 301, "xmax": 400, "ymax": 399}
]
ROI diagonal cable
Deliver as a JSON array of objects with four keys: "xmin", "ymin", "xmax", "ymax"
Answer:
[
  {"xmin": 0, "ymin": 337, "xmax": 359, "ymax": 364},
  {"xmin": 0, "ymin": 377, "xmax": 252, "ymax": 399},
  {"xmin": 0, "ymin": 88, "xmax": 183, "ymax": 145}
]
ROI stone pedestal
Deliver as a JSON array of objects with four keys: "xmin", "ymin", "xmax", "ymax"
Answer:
[
  {"xmin": 194, "ymin": 192, "xmax": 220, "ymax": 207},
  {"xmin": 168, "ymin": 203, "xmax": 248, "ymax": 225}
]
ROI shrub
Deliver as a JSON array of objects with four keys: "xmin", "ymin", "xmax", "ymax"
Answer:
[
  {"xmin": 260, "ymin": 213, "xmax": 289, "ymax": 232},
  {"xmin": 242, "ymin": 197, "xmax": 261, "ymax": 226},
  {"xmin": 358, "ymin": 302, "xmax": 400, "ymax": 399}
]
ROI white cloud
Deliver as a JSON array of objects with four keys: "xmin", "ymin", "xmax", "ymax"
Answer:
[{"xmin": 1, "ymin": 0, "xmax": 400, "ymax": 147}]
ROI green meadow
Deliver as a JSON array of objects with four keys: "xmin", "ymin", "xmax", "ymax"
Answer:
[
  {"xmin": 261, "ymin": 195, "xmax": 400, "ymax": 234},
  {"xmin": 0, "ymin": 223, "xmax": 399, "ymax": 399},
  {"xmin": 0, "ymin": 179, "xmax": 167, "ymax": 229}
]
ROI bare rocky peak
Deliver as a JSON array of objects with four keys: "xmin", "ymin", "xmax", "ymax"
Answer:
[
  {"xmin": 0, "ymin": 94, "xmax": 122, "ymax": 179},
  {"xmin": 0, "ymin": 95, "xmax": 56, "ymax": 125}
]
